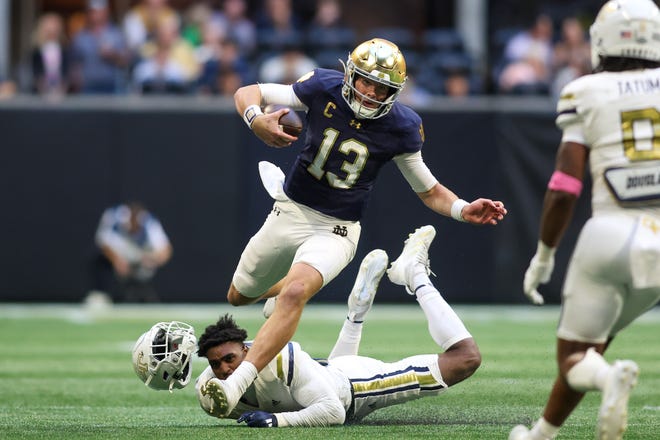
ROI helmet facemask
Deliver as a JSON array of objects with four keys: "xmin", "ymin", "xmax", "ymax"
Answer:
[
  {"xmin": 341, "ymin": 38, "xmax": 407, "ymax": 119},
  {"xmin": 132, "ymin": 321, "xmax": 197, "ymax": 392}
]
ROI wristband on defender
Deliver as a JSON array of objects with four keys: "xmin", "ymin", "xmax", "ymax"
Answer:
[
  {"xmin": 451, "ymin": 199, "xmax": 469, "ymax": 222},
  {"xmin": 243, "ymin": 104, "xmax": 263, "ymax": 129},
  {"xmin": 548, "ymin": 170, "xmax": 582, "ymax": 196}
]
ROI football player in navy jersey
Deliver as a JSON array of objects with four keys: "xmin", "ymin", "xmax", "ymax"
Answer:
[{"xmin": 205, "ymin": 38, "xmax": 507, "ymax": 418}]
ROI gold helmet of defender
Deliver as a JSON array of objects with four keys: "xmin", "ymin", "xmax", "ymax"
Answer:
[{"xmin": 341, "ymin": 38, "xmax": 407, "ymax": 119}]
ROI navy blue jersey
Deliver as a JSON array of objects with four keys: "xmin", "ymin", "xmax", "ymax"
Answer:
[{"xmin": 288, "ymin": 68, "xmax": 424, "ymax": 221}]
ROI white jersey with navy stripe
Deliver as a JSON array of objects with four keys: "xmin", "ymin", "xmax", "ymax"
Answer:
[
  {"xmin": 196, "ymin": 341, "xmax": 350, "ymax": 427},
  {"xmin": 196, "ymin": 342, "xmax": 446, "ymax": 426},
  {"xmin": 328, "ymin": 354, "xmax": 446, "ymax": 422}
]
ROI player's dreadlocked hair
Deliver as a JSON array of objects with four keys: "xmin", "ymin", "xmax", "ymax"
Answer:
[
  {"xmin": 596, "ymin": 56, "xmax": 660, "ymax": 73},
  {"xmin": 197, "ymin": 314, "xmax": 248, "ymax": 358}
]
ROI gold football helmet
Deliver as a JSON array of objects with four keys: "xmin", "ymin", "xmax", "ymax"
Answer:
[{"xmin": 341, "ymin": 38, "xmax": 407, "ymax": 119}]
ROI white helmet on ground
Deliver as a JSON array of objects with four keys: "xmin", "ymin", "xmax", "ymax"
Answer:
[
  {"xmin": 590, "ymin": 0, "xmax": 660, "ymax": 70},
  {"xmin": 132, "ymin": 321, "xmax": 197, "ymax": 392}
]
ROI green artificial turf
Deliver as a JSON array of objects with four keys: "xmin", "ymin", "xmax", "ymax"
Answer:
[{"xmin": 2, "ymin": 303, "xmax": 658, "ymax": 439}]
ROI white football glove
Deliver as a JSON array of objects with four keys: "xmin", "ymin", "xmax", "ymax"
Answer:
[
  {"xmin": 523, "ymin": 241, "xmax": 556, "ymax": 305},
  {"xmin": 195, "ymin": 368, "xmax": 222, "ymax": 417}
]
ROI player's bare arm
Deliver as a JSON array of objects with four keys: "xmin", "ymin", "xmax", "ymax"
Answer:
[{"xmin": 539, "ymin": 141, "xmax": 589, "ymax": 247}]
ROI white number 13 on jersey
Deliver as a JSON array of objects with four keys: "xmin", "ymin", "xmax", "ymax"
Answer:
[{"xmin": 307, "ymin": 128, "xmax": 369, "ymax": 189}]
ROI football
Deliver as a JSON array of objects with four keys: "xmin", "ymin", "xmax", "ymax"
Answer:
[{"xmin": 264, "ymin": 104, "xmax": 303, "ymax": 137}]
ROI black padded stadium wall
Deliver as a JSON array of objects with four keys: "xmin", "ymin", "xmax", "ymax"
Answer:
[{"xmin": 0, "ymin": 98, "xmax": 588, "ymax": 303}]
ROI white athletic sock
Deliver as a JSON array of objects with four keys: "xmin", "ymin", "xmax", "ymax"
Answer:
[
  {"xmin": 529, "ymin": 417, "xmax": 559, "ymax": 439},
  {"xmin": 411, "ymin": 265, "xmax": 432, "ymax": 293},
  {"xmin": 328, "ymin": 320, "xmax": 363, "ymax": 359},
  {"xmin": 566, "ymin": 347, "xmax": 611, "ymax": 392},
  {"xmin": 416, "ymin": 286, "xmax": 471, "ymax": 350},
  {"xmin": 593, "ymin": 364, "xmax": 611, "ymax": 390},
  {"xmin": 225, "ymin": 361, "xmax": 258, "ymax": 398}
]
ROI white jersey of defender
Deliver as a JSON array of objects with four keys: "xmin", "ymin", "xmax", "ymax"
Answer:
[
  {"xmin": 555, "ymin": 68, "xmax": 660, "ymax": 343},
  {"xmin": 557, "ymin": 67, "xmax": 660, "ymax": 218},
  {"xmin": 196, "ymin": 341, "xmax": 351, "ymax": 427},
  {"xmin": 196, "ymin": 341, "xmax": 447, "ymax": 426}
]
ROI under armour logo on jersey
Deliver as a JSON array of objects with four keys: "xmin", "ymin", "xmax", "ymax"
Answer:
[
  {"xmin": 272, "ymin": 206, "xmax": 281, "ymax": 216},
  {"xmin": 349, "ymin": 119, "xmax": 362, "ymax": 129},
  {"xmin": 332, "ymin": 225, "xmax": 348, "ymax": 237}
]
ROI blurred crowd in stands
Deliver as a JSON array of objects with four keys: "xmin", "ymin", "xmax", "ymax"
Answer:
[{"xmin": 2, "ymin": 0, "xmax": 597, "ymax": 102}]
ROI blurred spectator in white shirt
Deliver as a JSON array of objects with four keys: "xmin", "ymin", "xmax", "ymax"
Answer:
[
  {"xmin": 31, "ymin": 12, "xmax": 69, "ymax": 96},
  {"xmin": 257, "ymin": 43, "xmax": 317, "ymax": 84},
  {"xmin": 90, "ymin": 202, "xmax": 172, "ymax": 303},
  {"xmin": 499, "ymin": 13, "xmax": 554, "ymax": 94},
  {"xmin": 498, "ymin": 52, "xmax": 550, "ymax": 95},
  {"xmin": 504, "ymin": 13, "xmax": 554, "ymax": 66}
]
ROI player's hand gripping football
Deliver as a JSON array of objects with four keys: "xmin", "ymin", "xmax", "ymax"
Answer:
[
  {"xmin": 237, "ymin": 410, "xmax": 279, "ymax": 428},
  {"xmin": 252, "ymin": 105, "xmax": 301, "ymax": 148},
  {"xmin": 523, "ymin": 242, "xmax": 556, "ymax": 305}
]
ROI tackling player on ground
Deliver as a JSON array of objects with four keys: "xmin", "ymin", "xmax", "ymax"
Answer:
[
  {"xmin": 215, "ymin": 37, "xmax": 507, "ymax": 419},
  {"xmin": 195, "ymin": 225, "xmax": 480, "ymax": 427},
  {"xmin": 510, "ymin": 1, "xmax": 660, "ymax": 439}
]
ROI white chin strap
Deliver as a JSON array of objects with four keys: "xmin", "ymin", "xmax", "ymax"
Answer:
[{"xmin": 350, "ymin": 99, "xmax": 379, "ymax": 118}]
